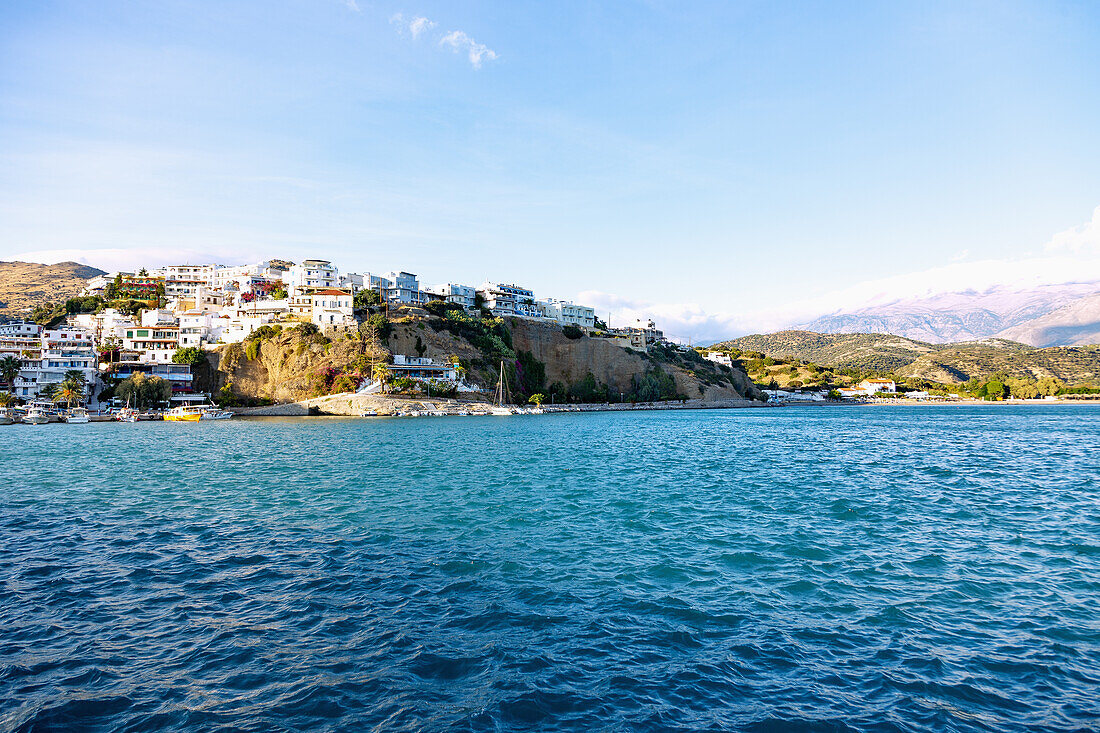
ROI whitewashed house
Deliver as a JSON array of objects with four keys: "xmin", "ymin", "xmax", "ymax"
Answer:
[{"xmin": 310, "ymin": 289, "xmax": 355, "ymax": 326}]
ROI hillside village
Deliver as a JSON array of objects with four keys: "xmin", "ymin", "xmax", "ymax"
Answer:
[{"xmin": 0, "ymin": 259, "xmax": 755, "ymax": 411}]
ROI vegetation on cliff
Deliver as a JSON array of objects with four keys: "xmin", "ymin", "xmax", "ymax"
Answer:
[{"xmin": 213, "ymin": 307, "xmax": 759, "ymax": 405}]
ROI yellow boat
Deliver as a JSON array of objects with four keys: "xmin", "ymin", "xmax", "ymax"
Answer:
[{"xmin": 163, "ymin": 406, "xmax": 203, "ymax": 422}]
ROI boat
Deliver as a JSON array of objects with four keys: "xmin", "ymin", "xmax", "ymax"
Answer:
[
  {"xmin": 0, "ymin": 408, "xmax": 13, "ymax": 426},
  {"xmin": 164, "ymin": 405, "xmax": 233, "ymax": 421},
  {"xmin": 164, "ymin": 405, "xmax": 202, "ymax": 422},
  {"xmin": 490, "ymin": 360, "xmax": 513, "ymax": 416},
  {"xmin": 24, "ymin": 406, "xmax": 50, "ymax": 425},
  {"xmin": 360, "ymin": 410, "xmax": 378, "ymax": 417},
  {"xmin": 64, "ymin": 407, "xmax": 90, "ymax": 424},
  {"xmin": 116, "ymin": 407, "xmax": 139, "ymax": 422},
  {"xmin": 201, "ymin": 406, "xmax": 233, "ymax": 420}
]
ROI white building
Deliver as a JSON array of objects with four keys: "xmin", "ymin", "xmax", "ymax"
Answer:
[
  {"xmin": 0, "ymin": 321, "xmax": 42, "ymax": 339},
  {"xmin": 81, "ymin": 272, "xmax": 129, "ymax": 297},
  {"xmin": 10, "ymin": 328, "xmax": 99, "ymax": 404},
  {"xmin": 310, "ymin": 289, "xmax": 355, "ymax": 326},
  {"xmin": 178, "ymin": 310, "xmax": 220, "ymax": 348},
  {"xmin": 538, "ymin": 299, "xmax": 596, "ymax": 329},
  {"xmin": 432, "ymin": 283, "xmax": 477, "ymax": 309},
  {"xmin": 858, "ymin": 378, "xmax": 897, "ymax": 394},
  {"xmin": 159, "ymin": 264, "xmax": 218, "ymax": 299},
  {"xmin": 287, "ymin": 259, "xmax": 339, "ymax": 295},
  {"xmin": 68, "ymin": 309, "xmax": 136, "ymax": 343},
  {"xmin": 383, "ymin": 272, "xmax": 434, "ymax": 305},
  {"xmin": 478, "ymin": 283, "xmax": 537, "ymax": 317},
  {"xmin": 703, "ymin": 351, "xmax": 733, "ymax": 367},
  {"xmin": 389, "ymin": 355, "xmax": 459, "ymax": 381}
]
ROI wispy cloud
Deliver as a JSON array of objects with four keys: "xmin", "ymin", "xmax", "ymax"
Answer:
[
  {"xmin": 389, "ymin": 13, "xmax": 435, "ymax": 39},
  {"xmin": 389, "ymin": 13, "xmax": 498, "ymax": 68},
  {"xmin": 439, "ymin": 30, "xmax": 499, "ymax": 69},
  {"xmin": 342, "ymin": 0, "xmax": 360, "ymax": 12},
  {"xmin": 1045, "ymin": 204, "xmax": 1100, "ymax": 254}
]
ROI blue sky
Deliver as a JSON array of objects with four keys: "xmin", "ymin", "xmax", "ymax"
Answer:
[{"xmin": 2, "ymin": 1, "xmax": 1100, "ymax": 338}]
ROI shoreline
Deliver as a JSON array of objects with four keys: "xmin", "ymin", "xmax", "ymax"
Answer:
[{"xmin": 229, "ymin": 394, "xmax": 1100, "ymax": 418}]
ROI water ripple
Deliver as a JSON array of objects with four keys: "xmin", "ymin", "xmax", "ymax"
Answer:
[{"xmin": 1, "ymin": 406, "xmax": 1099, "ymax": 731}]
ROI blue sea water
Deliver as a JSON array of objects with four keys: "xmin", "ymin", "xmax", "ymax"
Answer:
[{"xmin": 1, "ymin": 405, "xmax": 1098, "ymax": 732}]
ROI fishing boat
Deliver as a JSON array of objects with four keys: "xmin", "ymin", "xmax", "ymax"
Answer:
[
  {"xmin": 0, "ymin": 408, "xmax": 14, "ymax": 425},
  {"xmin": 201, "ymin": 406, "xmax": 233, "ymax": 420},
  {"xmin": 116, "ymin": 407, "xmax": 139, "ymax": 422},
  {"xmin": 490, "ymin": 360, "xmax": 514, "ymax": 416},
  {"xmin": 164, "ymin": 405, "xmax": 202, "ymax": 422},
  {"xmin": 23, "ymin": 406, "xmax": 50, "ymax": 425},
  {"xmin": 164, "ymin": 405, "xmax": 233, "ymax": 421},
  {"xmin": 64, "ymin": 407, "xmax": 90, "ymax": 424}
]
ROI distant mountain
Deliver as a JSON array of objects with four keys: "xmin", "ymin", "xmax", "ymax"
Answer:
[
  {"xmin": 800, "ymin": 282, "xmax": 1100, "ymax": 344},
  {"xmin": 712, "ymin": 330, "xmax": 937, "ymax": 372},
  {"xmin": 996, "ymin": 293, "xmax": 1100, "ymax": 347},
  {"xmin": 712, "ymin": 330, "xmax": 1100, "ymax": 384},
  {"xmin": 0, "ymin": 260, "xmax": 105, "ymax": 319}
]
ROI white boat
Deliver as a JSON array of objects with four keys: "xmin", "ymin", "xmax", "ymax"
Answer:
[
  {"xmin": 490, "ymin": 360, "xmax": 513, "ymax": 416},
  {"xmin": 201, "ymin": 406, "xmax": 233, "ymax": 420},
  {"xmin": 64, "ymin": 407, "xmax": 90, "ymax": 424},
  {"xmin": 24, "ymin": 406, "xmax": 50, "ymax": 425},
  {"xmin": 116, "ymin": 407, "xmax": 139, "ymax": 422},
  {"xmin": 360, "ymin": 410, "xmax": 378, "ymax": 417},
  {"xmin": 0, "ymin": 408, "xmax": 13, "ymax": 426},
  {"xmin": 164, "ymin": 405, "xmax": 233, "ymax": 421}
]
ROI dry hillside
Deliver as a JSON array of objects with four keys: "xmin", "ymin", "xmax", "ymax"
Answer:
[{"xmin": 0, "ymin": 261, "xmax": 105, "ymax": 319}]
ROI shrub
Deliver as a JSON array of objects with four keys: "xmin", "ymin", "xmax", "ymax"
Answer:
[
  {"xmin": 561, "ymin": 325, "xmax": 584, "ymax": 340},
  {"xmin": 172, "ymin": 346, "xmax": 207, "ymax": 366}
]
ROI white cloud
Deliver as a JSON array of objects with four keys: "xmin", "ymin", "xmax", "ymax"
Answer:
[
  {"xmin": 1045, "ymin": 205, "xmax": 1100, "ymax": 254},
  {"xmin": 439, "ymin": 30, "xmax": 498, "ymax": 69},
  {"xmin": 408, "ymin": 16, "xmax": 435, "ymax": 38},
  {"xmin": 343, "ymin": 0, "xmax": 360, "ymax": 12},
  {"xmin": 389, "ymin": 14, "xmax": 497, "ymax": 68},
  {"xmin": 389, "ymin": 13, "xmax": 435, "ymax": 38}
]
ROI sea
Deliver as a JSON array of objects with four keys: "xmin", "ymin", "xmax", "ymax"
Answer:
[{"xmin": 1, "ymin": 405, "xmax": 1098, "ymax": 732}]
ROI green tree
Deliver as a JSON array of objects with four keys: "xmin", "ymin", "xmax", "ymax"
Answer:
[
  {"xmin": 0, "ymin": 355, "xmax": 21, "ymax": 387},
  {"xmin": 116, "ymin": 372, "xmax": 172, "ymax": 408},
  {"xmin": 528, "ymin": 393, "xmax": 545, "ymax": 407},
  {"xmin": 54, "ymin": 383, "xmax": 83, "ymax": 409},
  {"xmin": 354, "ymin": 289, "xmax": 380, "ymax": 309},
  {"xmin": 984, "ymin": 380, "xmax": 1005, "ymax": 401},
  {"xmin": 172, "ymin": 346, "xmax": 208, "ymax": 366},
  {"xmin": 0, "ymin": 391, "xmax": 14, "ymax": 407},
  {"xmin": 271, "ymin": 287, "xmax": 288, "ymax": 300},
  {"xmin": 1036, "ymin": 377, "xmax": 1063, "ymax": 396}
]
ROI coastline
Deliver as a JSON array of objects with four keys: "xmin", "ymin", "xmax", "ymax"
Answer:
[{"xmin": 229, "ymin": 393, "xmax": 1100, "ymax": 418}]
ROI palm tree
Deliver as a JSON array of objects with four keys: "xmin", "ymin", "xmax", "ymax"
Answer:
[
  {"xmin": 62, "ymin": 369, "xmax": 86, "ymax": 392},
  {"xmin": 373, "ymin": 363, "xmax": 391, "ymax": 393},
  {"xmin": 55, "ymin": 383, "xmax": 83, "ymax": 410},
  {"xmin": 0, "ymin": 355, "xmax": 21, "ymax": 389}
]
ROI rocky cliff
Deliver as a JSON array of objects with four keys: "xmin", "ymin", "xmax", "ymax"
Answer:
[{"xmin": 208, "ymin": 309, "xmax": 759, "ymax": 404}]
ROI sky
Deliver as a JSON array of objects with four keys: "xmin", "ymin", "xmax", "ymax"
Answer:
[{"xmin": 2, "ymin": 0, "xmax": 1100, "ymax": 340}]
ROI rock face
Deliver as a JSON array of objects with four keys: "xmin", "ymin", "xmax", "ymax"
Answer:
[
  {"xmin": 508, "ymin": 319, "xmax": 756, "ymax": 401},
  {"xmin": 210, "ymin": 314, "xmax": 758, "ymax": 404}
]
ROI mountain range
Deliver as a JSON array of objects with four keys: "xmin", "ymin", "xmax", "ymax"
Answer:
[
  {"xmin": 713, "ymin": 330, "xmax": 1100, "ymax": 385},
  {"xmin": 799, "ymin": 282, "xmax": 1100, "ymax": 347}
]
